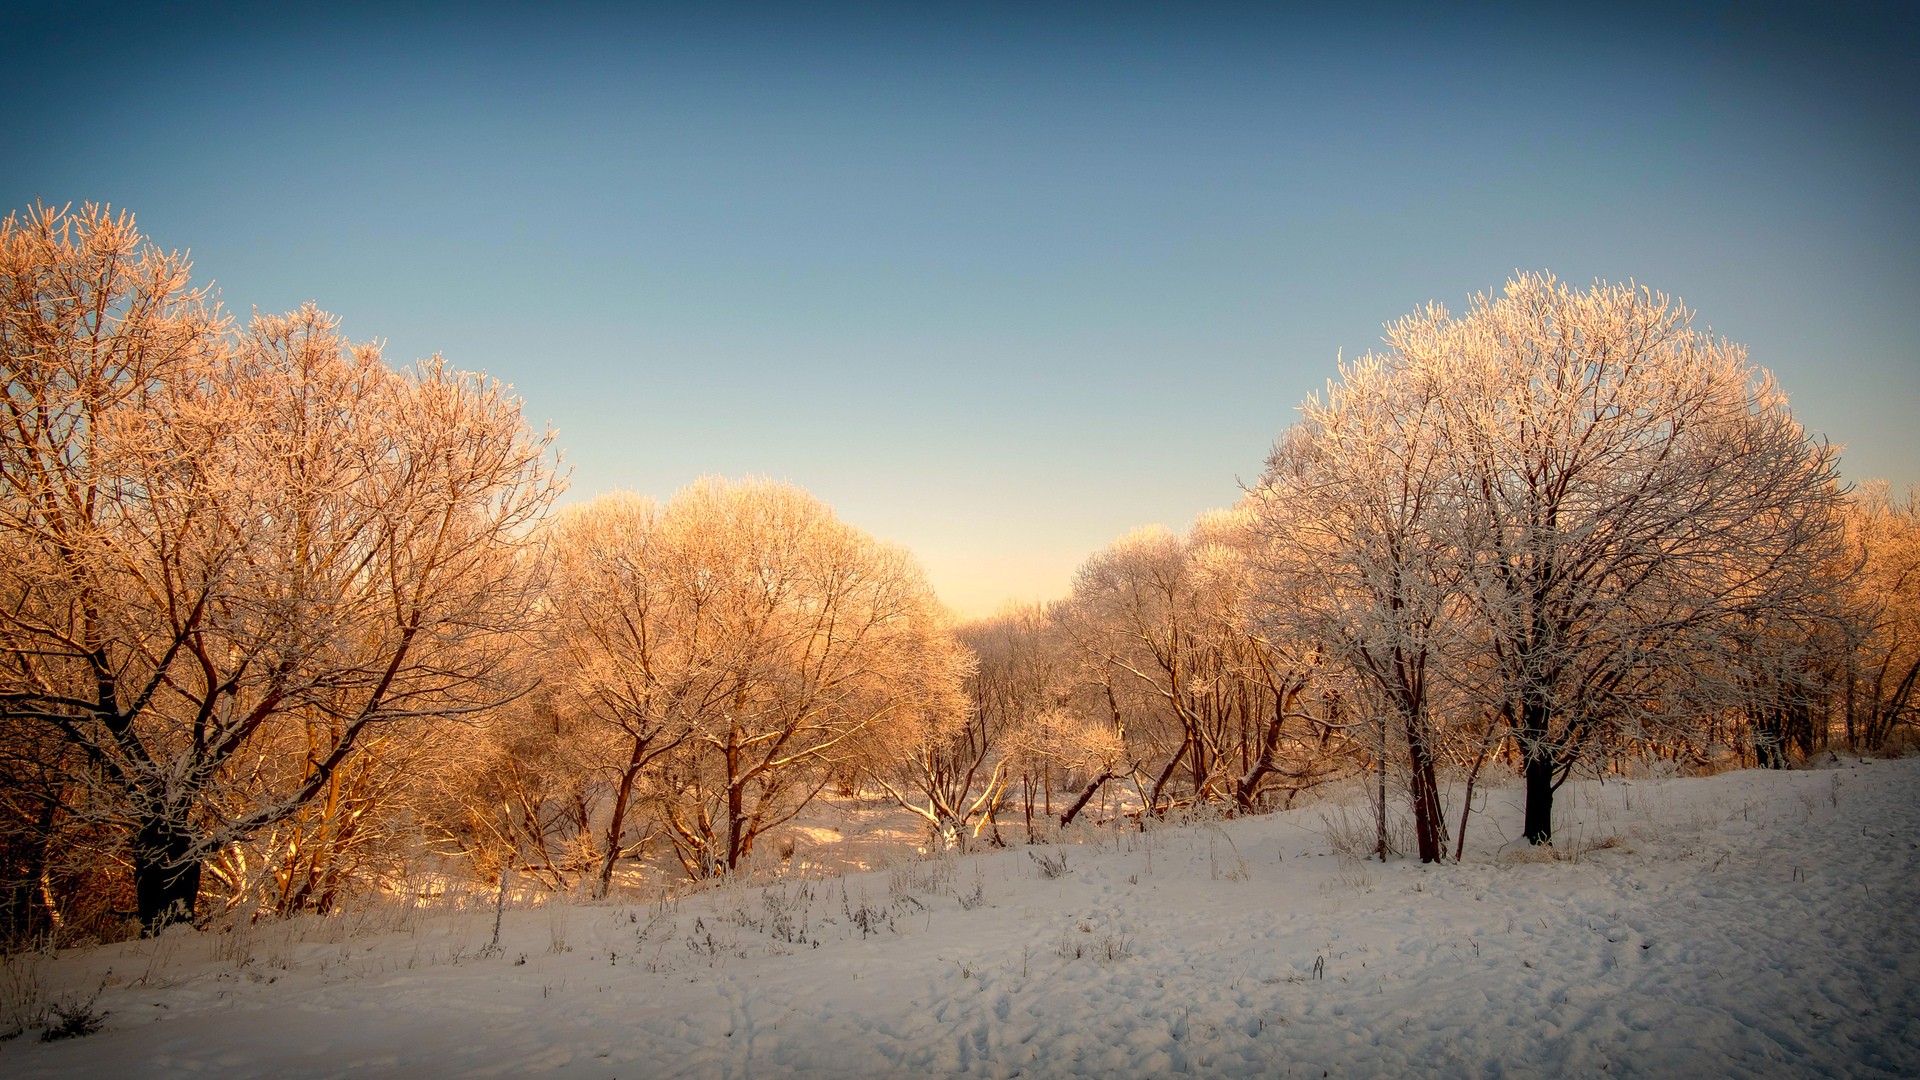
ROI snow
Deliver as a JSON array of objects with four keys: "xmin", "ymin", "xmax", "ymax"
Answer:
[{"xmin": 8, "ymin": 758, "xmax": 1919, "ymax": 1078}]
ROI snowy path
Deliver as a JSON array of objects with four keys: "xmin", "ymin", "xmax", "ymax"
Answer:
[{"xmin": 9, "ymin": 759, "xmax": 1919, "ymax": 1078}]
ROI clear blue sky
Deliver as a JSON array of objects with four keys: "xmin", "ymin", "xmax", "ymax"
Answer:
[{"xmin": 7, "ymin": 2, "xmax": 1915, "ymax": 616}]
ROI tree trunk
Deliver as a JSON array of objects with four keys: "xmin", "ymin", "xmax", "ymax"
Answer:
[
  {"xmin": 1453, "ymin": 735, "xmax": 1494, "ymax": 863},
  {"xmin": 1234, "ymin": 694, "xmax": 1293, "ymax": 813},
  {"xmin": 1519, "ymin": 691, "xmax": 1558, "ymax": 846},
  {"xmin": 134, "ymin": 816, "xmax": 201, "ymax": 933},
  {"xmin": 1755, "ymin": 711, "xmax": 1785, "ymax": 770},
  {"xmin": 724, "ymin": 723, "xmax": 747, "ymax": 874},
  {"xmin": 1234, "ymin": 760, "xmax": 1271, "ymax": 814},
  {"xmin": 1522, "ymin": 748, "xmax": 1555, "ymax": 846},
  {"xmin": 1375, "ymin": 719, "xmax": 1388, "ymax": 862},
  {"xmin": 596, "ymin": 753, "xmax": 646, "ymax": 898},
  {"xmin": 1145, "ymin": 742, "xmax": 1188, "ymax": 817},
  {"xmin": 1059, "ymin": 770, "xmax": 1117, "ymax": 827},
  {"xmin": 726, "ymin": 784, "xmax": 746, "ymax": 873},
  {"xmin": 1844, "ymin": 664, "xmax": 1857, "ymax": 750},
  {"xmin": 1404, "ymin": 715, "xmax": 1447, "ymax": 863},
  {"xmin": 1022, "ymin": 773, "xmax": 1036, "ymax": 843}
]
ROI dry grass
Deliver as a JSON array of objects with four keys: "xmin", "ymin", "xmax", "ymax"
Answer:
[
  {"xmin": 0, "ymin": 947, "xmax": 48, "ymax": 1040},
  {"xmin": 1496, "ymin": 833, "xmax": 1631, "ymax": 865},
  {"xmin": 1317, "ymin": 799, "xmax": 1412, "ymax": 862}
]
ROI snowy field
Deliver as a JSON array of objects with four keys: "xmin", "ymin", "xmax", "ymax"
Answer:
[{"xmin": 6, "ymin": 757, "xmax": 1919, "ymax": 1079}]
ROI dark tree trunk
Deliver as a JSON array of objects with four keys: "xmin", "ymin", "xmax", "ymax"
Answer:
[
  {"xmin": 1145, "ymin": 742, "xmax": 1188, "ymax": 817},
  {"xmin": 596, "ymin": 738, "xmax": 650, "ymax": 897},
  {"xmin": 726, "ymin": 781, "xmax": 747, "ymax": 872},
  {"xmin": 1404, "ymin": 716, "xmax": 1447, "ymax": 863},
  {"xmin": 2, "ymin": 875, "xmax": 43, "ymax": 945},
  {"xmin": 1522, "ymin": 749, "xmax": 1555, "ymax": 846},
  {"xmin": 1235, "ymin": 692, "xmax": 1294, "ymax": 813},
  {"xmin": 1234, "ymin": 760, "xmax": 1271, "ymax": 815},
  {"xmin": 724, "ymin": 724, "xmax": 747, "ymax": 874},
  {"xmin": 134, "ymin": 816, "xmax": 201, "ymax": 933},
  {"xmin": 3, "ymin": 800, "xmax": 60, "ymax": 943},
  {"xmin": 1058, "ymin": 770, "xmax": 1117, "ymax": 827},
  {"xmin": 1022, "ymin": 773, "xmax": 1037, "ymax": 843},
  {"xmin": 1788, "ymin": 697, "xmax": 1815, "ymax": 758},
  {"xmin": 1756, "ymin": 722, "xmax": 1784, "ymax": 770},
  {"xmin": 1518, "ymin": 688, "xmax": 1560, "ymax": 846},
  {"xmin": 1375, "ymin": 721, "xmax": 1388, "ymax": 862}
]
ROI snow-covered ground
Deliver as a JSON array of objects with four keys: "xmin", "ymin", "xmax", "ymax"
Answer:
[{"xmin": 7, "ymin": 757, "xmax": 1919, "ymax": 1078}]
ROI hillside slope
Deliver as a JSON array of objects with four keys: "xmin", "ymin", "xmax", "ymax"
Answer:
[{"xmin": 8, "ymin": 758, "xmax": 1919, "ymax": 1078}]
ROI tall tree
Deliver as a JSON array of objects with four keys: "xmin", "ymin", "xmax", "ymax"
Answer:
[
  {"xmin": 1060, "ymin": 525, "xmax": 1215, "ymax": 815},
  {"xmin": 540, "ymin": 492, "xmax": 734, "ymax": 894},
  {"xmin": 0, "ymin": 205, "xmax": 560, "ymax": 929},
  {"xmin": 1059, "ymin": 515, "xmax": 1340, "ymax": 825},
  {"xmin": 1846, "ymin": 483, "xmax": 1920, "ymax": 750},
  {"xmin": 559, "ymin": 480, "xmax": 969, "ymax": 880},
  {"xmin": 1252, "ymin": 349, "xmax": 1461, "ymax": 862},
  {"xmin": 1255, "ymin": 273, "xmax": 1849, "ymax": 850},
  {"xmin": 1424, "ymin": 275, "xmax": 1846, "ymax": 843}
]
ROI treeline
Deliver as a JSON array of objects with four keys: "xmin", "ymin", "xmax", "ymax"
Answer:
[{"xmin": 2, "ymin": 206, "xmax": 1916, "ymax": 944}]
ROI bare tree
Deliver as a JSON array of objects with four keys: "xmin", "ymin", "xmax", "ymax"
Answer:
[
  {"xmin": 581, "ymin": 479, "xmax": 970, "ymax": 879},
  {"xmin": 1251, "ymin": 349, "xmax": 1462, "ymax": 862},
  {"xmin": 1845, "ymin": 483, "xmax": 1920, "ymax": 750},
  {"xmin": 1189, "ymin": 509, "xmax": 1345, "ymax": 813},
  {"xmin": 0, "ymin": 205, "xmax": 561, "ymax": 929},
  {"xmin": 861, "ymin": 603, "xmax": 1073, "ymax": 851},
  {"xmin": 427, "ymin": 682, "xmax": 607, "ymax": 893},
  {"xmin": 1425, "ymin": 275, "xmax": 1846, "ymax": 843},
  {"xmin": 1059, "ymin": 525, "xmax": 1213, "ymax": 815},
  {"xmin": 1056, "ymin": 512, "xmax": 1342, "ymax": 828},
  {"xmin": 539, "ymin": 492, "xmax": 735, "ymax": 894},
  {"xmin": 1254, "ymin": 273, "xmax": 1849, "ymax": 851}
]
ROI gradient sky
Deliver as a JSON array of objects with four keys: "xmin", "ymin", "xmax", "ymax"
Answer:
[{"xmin": 7, "ymin": 2, "xmax": 1915, "ymax": 616}]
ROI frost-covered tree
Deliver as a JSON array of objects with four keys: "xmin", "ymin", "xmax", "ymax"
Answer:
[
  {"xmin": 950, "ymin": 606, "xmax": 1063, "ymax": 844},
  {"xmin": 533, "ymin": 487, "xmax": 961, "ymax": 890},
  {"xmin": 1059, "ymin": 525, "xmax": 1216, "ymax": 814},
  {"xmin": 586, "ymin": 479, "xmax": 970, "ymax": 879},
  {"xmin": 938, "ymin": 604, "xmax": 1128, "ymax": 838},
  {"xmin": 1188, "ymin": 508, "xmax": 1345, "ymax": 813},
  {"xmin": 537, "ymin": 493, "xmax": 713, "ymax": 894},
  {"xmin": 1424, "ymin": 275, "xmax": 1846, "ymax": 843},
  {"xmin": 1058, "ymin": 514, "xmax": 1339, "ymax": 825},
  {"xmin": 0, "ymin": 205, "xmax": 560, "ymax": 929},
  {"xmin": 1845, "ymin": 483, "xmax": 1920, "ymax": 750},
  {"xmin": 1252, "ymin": 350, "xmax": 1463, "ymax": 862},
  {"xmin": 863, "ymin": 607, "xmax": 1026, "ymax": 851},
  {"xmin": 1255, "ymin": 273, "xmax": 1848, "ymax": 850},
  {"xmin": 430, "ymin": 681, "xmax": 607, "ymax": 893}
]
